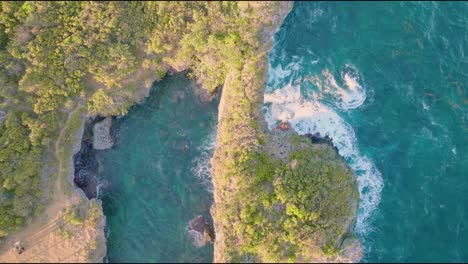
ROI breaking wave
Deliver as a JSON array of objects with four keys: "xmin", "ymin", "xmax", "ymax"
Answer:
[
  {"xmin": 264, "ymin": 63, "xmax": 383, "ymax": 234},
  {"xmin": 191, "ymin": 130, "xmax": 217, "ymax": 193}
]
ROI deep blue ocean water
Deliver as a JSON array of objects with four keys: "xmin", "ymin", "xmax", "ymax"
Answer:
[{"xmin": 99, "ymin": 2, "xmax": 467, "ymax": 262}]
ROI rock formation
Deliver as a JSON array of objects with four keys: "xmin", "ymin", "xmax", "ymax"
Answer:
[
  {"xmin": 187, "ymin": 215, "xmax": 215, "ymax": 248},
  {"xmin": 92, "ymin": 117, "xmax": 114, "ymax": 150},
  {"xmin": 210, "ymin": 2, "xmax": 362, "ymax": 262}
]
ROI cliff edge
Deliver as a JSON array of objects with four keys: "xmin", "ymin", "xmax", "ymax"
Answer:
[{"xmin": 211, "ymin": 2, "xmax": 362, "ymax": 262}]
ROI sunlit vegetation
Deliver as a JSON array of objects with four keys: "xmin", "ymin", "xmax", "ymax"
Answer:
[
  {"xmin": 0, "ymin": 2, "xmax": 357, "ymax": 262},
  {"xmin": 0, "ymin": 1, "xmax": 276, "ymax": 239},
  {"xmin": 215, "ymin": 134, "xmax": 358, "ymax": 262}
]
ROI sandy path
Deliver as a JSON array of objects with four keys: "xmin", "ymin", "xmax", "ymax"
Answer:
[{"xmin": 0, "ymin": 105, "xmax": 95, "ymax": 263}]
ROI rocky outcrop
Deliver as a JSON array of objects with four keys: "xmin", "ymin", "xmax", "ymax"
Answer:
[
  {"xmin": 73, "ymin": 139, "xmax": 99, "ymax": 199},
  {"xmin": 187, "ymin": 215, "xmax": 215, "ymax": 248},
  {"xmin": 305, "ymin": 132, "xmax": 339, "ymax": 153},
  {"xmin": 191, "ymin": 80, "xmax": 219, "ymax": 104},
  {"xmin": 210, "ymin": 2, "xmax": 295, "ymax": 262},
  {"xmin": 92, "ymin": 117, "xmax": 114, "ymax": 150},
  {"xmin": 211, "ymin": 1, "xmax": 362, "ymax": 263}
]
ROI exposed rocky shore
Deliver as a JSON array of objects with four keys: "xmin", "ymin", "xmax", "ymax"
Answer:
[
  {"xmin": 73, "ymin": 117, "xmax": 114, "ymax": 200},
  {"xmin": 187, "ymin": 215, "xmax": 215, "ymax": 248},
  {"xmin": 69, "ymin": 2, "xmax": 362, "ymax": 263},
  {"xmin": 73, "ymin": 138, "xmax": 99, "ymax": 199},
  {"xmin": 92, "ymin": 117, "xmax": 114, "ymax": 150},
  {"xmin": 210, "ymin": 1, "xmax": 362, "ymax": 262}
]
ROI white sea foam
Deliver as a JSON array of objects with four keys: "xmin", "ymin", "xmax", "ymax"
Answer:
[
  {"xmin": 452, "ymin": 147, "xmax": 457, "ymax": 155},
  {"xmin": 309, "ymin": 7, "xmax": 324, "ymax": 23},
  {"xmin": 422, "ymin": 101, "xmax": 430, "ymax": 110},
  {"xmin": 267, "ymin": 58, "xmax": 304, "ymax": 90},
  {"xmin": 307, "ymin": 66, "xmax": 367, "ymax": 111},
  {"xmin": 191, "ymin": 130, "xmax": 217, "ymax": 193},
  {"xmin": 263, "ymin": 65, "xmax": 383, "ymax": 234}
]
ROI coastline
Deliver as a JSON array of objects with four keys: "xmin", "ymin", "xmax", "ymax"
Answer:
[
  {"xmin": 210, "ymin": 2, "xmax": 295, "ymax": 262},
  {"xmin": 0, "ymin": 105, "xmax": 107, "ymax": 263},
  {"xmin": 1, "ymin": 2, "xmax": 358, "ymax": 263},
  {"xmin": 70, "ymin": 4, "xmax": 295, "ymax": 262},
  {"xmin": 211, "ymin": 1, "xmax": 362, "ymax": 262}
]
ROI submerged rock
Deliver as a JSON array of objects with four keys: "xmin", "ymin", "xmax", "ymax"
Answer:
[
  {"xmin": 187, "ymin": 215, "xmax": 214, "ymax": 248},
  {"xmin": 92, "ymin": 117, "xmax": 114, "ymax": 150}
]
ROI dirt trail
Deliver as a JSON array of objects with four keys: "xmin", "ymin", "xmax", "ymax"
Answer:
[{"xmin": 0, "ymin": 105, "xmax": 100, "ymax": 263}]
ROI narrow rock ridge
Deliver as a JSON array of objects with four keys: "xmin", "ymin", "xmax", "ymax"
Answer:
[
  {"xmin": 211, "ymin": 1, "xmax": 362, "ymax": 262},
  {"xmin": 211, "ymin": 2, "xmax": 294, "ymax": 262}
]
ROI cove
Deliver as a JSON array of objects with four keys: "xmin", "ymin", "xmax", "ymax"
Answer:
[{"xmin": 96, "ymin": 74, "xmax": 219, "ymax": 262}]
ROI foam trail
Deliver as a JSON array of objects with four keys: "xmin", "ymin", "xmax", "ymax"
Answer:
[
  {"xmin": 264, "ymin": 66, "xmax": 383, "ymax": 234},
  {"xmin": 267, "ymin": 58, "xmax": 304, "ymax": 90},
  {"xmin": 191, "ymin": 130, "xmax": 217, "ymax": 193},
  {"xmin": 308, "ymin": 65, "xmax": 367, "ymax": 111}
]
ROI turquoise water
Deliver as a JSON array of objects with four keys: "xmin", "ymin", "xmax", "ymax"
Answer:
[
  {"xmin": 97, "ymin": 74, "xmax": 218, "ymax": 262},
  {"xmin": 99, "ymin": 2, "xmax": 467, "ymax": 262},
  {"xmin": 264, "ymin": 2, "xmax": 468, "ymax": 262}
]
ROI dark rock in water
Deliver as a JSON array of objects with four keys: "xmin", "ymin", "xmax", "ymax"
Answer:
[
  {"xmin": 187, "ymin": 215, "xmax": 215, "ymax": 248},
  {"xmin": 277, "ymin": 121, "xmax": 291, "ymax": 131},
  {"xmin": 304, "ymin": 132, "xmax": 339, "ymax": 153},
  {"xmin": 73, "ymin": 137, "xmax": 99, "ymax": 199}
]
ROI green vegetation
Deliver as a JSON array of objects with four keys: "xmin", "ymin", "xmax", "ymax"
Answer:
[
  {"xmin": 0, "ymin": 111, "xmax": 57, "ymax": 237},
  {"xmin": 0, "ymin": 1, "xmax": 284, "ymax": 241},
  {"xmin": 0, "ymin": 1, "xmax": 357, "ymax": 262},
  {"xmin": 58, "ymin": 226, "xmax": 73, "ymax": 239},
  {"xmin": 63, "ymin": 204, "xmax": 84, "ymax": 226},
  {"xmin": 215, "ymin": 134, "xmax": 358, "ymax": 262},
  {"xmin": 56, "ymin": 107, "xmax": 85, "ymax": 196},
  {"xmin": 207, "ymin": 2, "xmax": 359, "ymax": 261},
  {"xmin": 59, "ymin": 200, "xmax": 102, "ymax": 240},
  {"xmin": 85, "ymin": 200, "xmax": 102, "ymax": 228}
]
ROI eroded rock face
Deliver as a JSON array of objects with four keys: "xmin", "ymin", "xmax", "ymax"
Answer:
[
  {"xmin": 73, "ymin": 139, "xmax": 99, "ymax": 199},
  {"xmin": 92, "ymin": 117, "xmax": 113, "ymax": 150},
  {"xmin": 187, "ymin": 215, "xmax": 214, "ymax": 248},
  {"xmin": 191, "ymin": 80, "xmax": 218, "ymax": 104},
  {"xmin": 334, "ymin": 237, "xmax": 364, "ymax": 263}
]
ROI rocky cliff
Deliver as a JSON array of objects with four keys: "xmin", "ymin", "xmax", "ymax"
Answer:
[{"xmin": 210, "ymin": 1, "xmax": 362, "ymax": 262}]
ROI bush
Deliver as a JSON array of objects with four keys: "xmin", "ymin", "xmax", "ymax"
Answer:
[
  {"xmin": 85, "ymin": 201, "xmax": 102, "ymax": 228},
  {"xmin": 63, "ymin": 206, "xmax": 84, "ymax": 226}
]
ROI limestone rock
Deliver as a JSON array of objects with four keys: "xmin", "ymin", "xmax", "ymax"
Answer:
[
  {"xmin": 187, "ymin": 215, "xmax": 214, "ymax": 248},
  {"xmin": 92, "ymin": 117, "xmax": 113, "ymax": 150}
]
